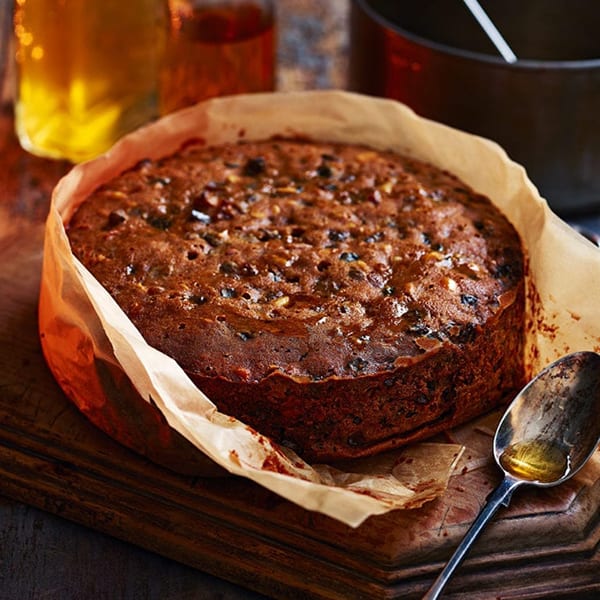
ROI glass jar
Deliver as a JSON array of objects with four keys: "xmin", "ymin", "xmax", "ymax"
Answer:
[
  {"xmin": 13, "ymin": 0, "xmax": 167, "ymax": 163},
  {"xmin": 159, "ymin": 0, "xmax": 275, "ymax": 115}
]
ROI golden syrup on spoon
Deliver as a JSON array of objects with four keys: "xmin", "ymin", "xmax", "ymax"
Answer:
[{"xmin": 500, "ymin": 439, "xmax": 571, "ymax": 483}]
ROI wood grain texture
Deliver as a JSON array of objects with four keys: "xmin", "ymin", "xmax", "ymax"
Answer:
[{"xmin": 0, "ymin": 498, "xmax": 269, "ymax": 600}]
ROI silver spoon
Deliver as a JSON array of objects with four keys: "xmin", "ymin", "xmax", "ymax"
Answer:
[
  {"xmin": 424, "ymin": 350, "xmax": 600, "ymax": 599},
  {"xmin": 462, "ymin": 0, "xmax": 518, "ymax": 63}
]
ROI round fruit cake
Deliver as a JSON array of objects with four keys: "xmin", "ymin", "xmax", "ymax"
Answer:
[{"xmin": 66, "ymin": 138, "xmax": 526, "ymax": 462}]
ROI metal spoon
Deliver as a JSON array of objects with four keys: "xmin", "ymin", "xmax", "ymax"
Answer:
[
  {"xmin": 462, "ymin": 0, "xmax": 518, "ymax": 63},
  {"xmin": 424, "ymin": 351, "xmax": 600, "ymax": 599}
]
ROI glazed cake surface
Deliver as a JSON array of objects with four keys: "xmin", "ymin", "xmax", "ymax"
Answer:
[{"xmin": 67, "ymin": 138, "xmax": 526, "ymax": 461}]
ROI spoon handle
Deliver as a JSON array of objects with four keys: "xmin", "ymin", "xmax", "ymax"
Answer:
[
  {"xmin": 462, "ymin": 0, "xmax": 518, "ymax": 63},
  {"xmin": 423, "ymin": 475, "xmax": 521, "ymax": 599}
]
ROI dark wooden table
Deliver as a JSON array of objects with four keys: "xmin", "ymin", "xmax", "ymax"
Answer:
[{"xmin": 2, "ymin": 3, "xmax": 600, "ymax": 599}]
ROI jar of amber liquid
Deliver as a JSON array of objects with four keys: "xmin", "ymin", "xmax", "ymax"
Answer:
[
  {"xmin": 13, "ymin": 0, "xmax": 167, "ymax": 163},
  {"xmin": 160, "ymin": 0, "xmax": 275, "ymax": 115}
]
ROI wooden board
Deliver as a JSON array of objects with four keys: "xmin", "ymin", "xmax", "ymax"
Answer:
[{"xmin": 1, "ymin": 107, "xmax": 599, "ymax": 600}]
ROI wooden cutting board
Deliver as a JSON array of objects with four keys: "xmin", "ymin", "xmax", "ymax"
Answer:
[{"xmin": 1, "ymin": 110, "xmax": 599, "ymax": 600}]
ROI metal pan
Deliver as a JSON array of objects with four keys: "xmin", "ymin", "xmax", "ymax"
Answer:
[{"xmin": 349, "ymin": 0, "xmax": 600, "ymax": 216}]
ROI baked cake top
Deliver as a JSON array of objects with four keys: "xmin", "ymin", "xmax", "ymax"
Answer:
[{"xmin": 67, "ymin": 139, "xmax": 524, "ymax": 384}]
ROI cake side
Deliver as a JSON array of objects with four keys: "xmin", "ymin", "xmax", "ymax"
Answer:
[
  {"xmin": 67, "ymin": 138, "xmax": 526, "ymax": 461},
  {"xmin": 192, "ymin": 289, "xmax": 524, "ymax": 461}
]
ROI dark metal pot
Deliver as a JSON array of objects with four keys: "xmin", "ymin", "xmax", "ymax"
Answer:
[{"xmin": 349, "ymin": 0, "xmax": 600, "ymax": 216}]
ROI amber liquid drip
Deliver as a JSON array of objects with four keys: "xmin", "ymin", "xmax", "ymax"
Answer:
[
  {"xmin": 160, "ymin": 1, "xmax": 275, "ymax": 114},
  {"xmin": 500, "ymin": 439, "xmax": 571, "ymax": 483},
  {"xmin": 14, "ymin": 0, "xmax": 166, "ymax": 162}
]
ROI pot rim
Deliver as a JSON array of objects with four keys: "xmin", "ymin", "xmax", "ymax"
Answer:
[{"xmin": 353, "ymin": 0, "xmax": 600, "ymax": 71}]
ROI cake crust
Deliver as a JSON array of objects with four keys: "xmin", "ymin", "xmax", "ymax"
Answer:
[{"xmin": 67, "ymin": 138, "xmax": 525, "ymax": 461}]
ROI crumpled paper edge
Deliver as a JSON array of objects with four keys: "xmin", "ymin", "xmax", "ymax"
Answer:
[{"xmin": 41, "ymin": 90, "xmax": 600, "ymax": 527}]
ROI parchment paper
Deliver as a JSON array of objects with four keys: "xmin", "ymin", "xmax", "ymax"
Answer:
[{"xmin": 39, "ymin": 91, "xmax": 600, "ymax": 528}]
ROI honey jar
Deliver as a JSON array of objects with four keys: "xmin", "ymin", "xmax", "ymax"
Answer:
[{"xmin": 13, "ymin": 0, "xmax": 167, "ymax": 163}]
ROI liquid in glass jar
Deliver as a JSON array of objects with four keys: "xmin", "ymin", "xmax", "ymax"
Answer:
[
  {"xmin": 13, "ymin": 0, "xmax": 167, "ymax": 163},
  {"xmin": 160, "ymin": 0, "xmax": 275, "ymax": 115}
]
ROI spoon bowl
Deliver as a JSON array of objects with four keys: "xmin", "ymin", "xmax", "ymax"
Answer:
[
  {"xmin": 494, "ymin": 351, "xmax": 600, "ymax": 486},
  {"xmin": 424, "ymin": 351, "xmax": 600, "ymax": 599}
]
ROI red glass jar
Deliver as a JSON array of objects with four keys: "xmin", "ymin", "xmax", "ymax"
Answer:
[{"xmin": 160, "ymin": 0, "xmax": 275, "ymax": 115}]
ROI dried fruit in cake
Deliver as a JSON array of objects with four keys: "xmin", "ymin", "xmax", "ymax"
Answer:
[{"xmin": 67, "ymin": 138, "xmax": 526, "ymax": 462}]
